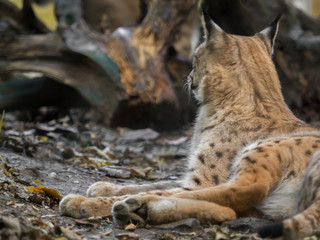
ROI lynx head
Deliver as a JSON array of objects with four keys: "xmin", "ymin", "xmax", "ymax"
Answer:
[{"xmin": 187, "ymin": 12, "xmax": 282, "ymax": 109}]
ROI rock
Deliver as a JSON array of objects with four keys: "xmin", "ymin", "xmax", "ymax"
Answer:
[
  {"xmin": 119, "ymin": 129, "xmax": 160, "ymax": 141},
  {"xmin": 0, "ymin": 216, "xmax": 21, "ymax": 240},
  {"xmin": 221, "ymin": 217, "xmax": 275, "ymax": 233},
  {"xmin": 156, "ymin": 218, "xmax": 201, "ymax": 231}
]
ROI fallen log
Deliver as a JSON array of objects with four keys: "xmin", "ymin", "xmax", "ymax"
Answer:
[{"xmin": 0, "ymin": 0, "xmax": 195, "ymax": 129}]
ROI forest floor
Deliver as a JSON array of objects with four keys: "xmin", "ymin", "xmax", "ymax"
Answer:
[{"xmin": 0, "ymin": 108, "xmax": 272, "ymax": 240}]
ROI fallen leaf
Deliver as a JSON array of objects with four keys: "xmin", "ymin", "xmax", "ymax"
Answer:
[
  {"xmin": 74, "ymin": 219, "xmax": 96, "ymax": 227},
  {"xmin": 215, "ymin": 227, "xmax": 232, "ymax": 240},
  {"xmin": 1, "ymin": 162, "xmax": 15, "ymax": 177},
  {"xmin": 167, "ymin": 136, "xmax": 188, "ymax": 145},
  {"xmin": 87, "ymin": 157, "xmax": 113, "ymax": 166},
  {"xmin": 129, "ymin": 167, "xmax": 155, "ymax": 180},
  {"xmin": 160, "ymin": 233, "xmax": 176, "ymax": 240},
  {"xmin": 59, "ymin": 226, "xmax": 81, "ymax": 240},
  {"xmin": 26, "ymin": 186, "xmax": 63, "ymax": 200},
  {"xmin": 54, "ymin": 237, "xmax": 66, "ymax": 240},
  {"xmin": 124, "ymin": 221, "xmax": 136, "ymax": 231},
  {"xmin": 13, "ymin": 177, "xmax": 31, "ymax": 186},
  {"xmin": 129, "ymin": 169, "xmax": 145, "ymax": 178},
  {"xmin": 101, "ymin": 230, "xmax": 112, "ymax": 236},
  {"xmin": 36, "ymin": 136, "xmax": 49, "ymax": 142},
  {"xmin": 30, "ymin": 219, "xmax": 47, "ymax": 228},
  {"xmin": 22, "ymin": 212, "xmax": 38, "ymax": 218},
  {"xmin": 82, "ymin": 146, "xmax": 119, "ymax": 161},
  {"xmin": 115, "ymin": 233, "xmax": 140, "ymax": 240},
  {"xmin": 6, "ymin": 199, "xmax": 16, "ymax": 206},
  {"xmin": 0, "ymin": 109, "xmax": 4, "ymax": 132},
  {"xmin": 28, "ymin": 193, "xmax": 50, "ymax": 205}
]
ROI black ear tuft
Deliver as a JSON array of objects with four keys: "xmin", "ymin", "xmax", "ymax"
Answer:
[
  {"xmin": 268, "ymin": 13, "xmax": 282, "ymax": 47},
  {"xmin": 270, "ymin": 13, "xmax": 282, "ymax": 26},
  {"xmin": 201, "ymin": 4, "xmax": 213, "ymax": 38}
]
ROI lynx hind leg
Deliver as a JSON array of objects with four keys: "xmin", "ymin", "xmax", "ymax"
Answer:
[
  {"xmin": 87, "ymin": 180, "xmax": 182, "ymax": 197},
  {"xmin": 112, "ymin": 195, "xmax": 236, "ymax": 226},
  {"xmin": 283, "ymin": 150, "xmax": 320, "ymax": 238},
  {"xmin": 259, "ymin": 150, "xmax": 320, "ymax": 239}
]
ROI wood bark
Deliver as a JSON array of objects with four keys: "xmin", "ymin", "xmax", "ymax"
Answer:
[{"xmin": 0, "ymin": 0, "xmax": 196, "ymax": 129}]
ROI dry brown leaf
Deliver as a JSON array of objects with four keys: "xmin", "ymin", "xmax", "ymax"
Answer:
[
  {"xmin": 74, "ymin": 219, "xmax": 96, "ymax": 227},
  {"xmin": 129, "ymin": 169, "xmax": 145, "ymax": 178},
  {"xmin": 6, "ymin": 199, "xmax": 16, "ymax": 206},
  {"xmin": 115, "ymin": 233, "xmax": 140, "ymax": 240},
  {"xmin": 101, "ymin": 230, "xmax": 112, "ymax": 236},
  {"xmin": 13, "ymin": 177, "xmax": 31, "ymax": 186},
  {"xmin": 30, "ymin": 219, "xmax": 47, "ymax": 228},
  {"xmin": 106, "ymin": 152, "xmax": 118, "ymax": 159},
  {"xmin": 59, "ymin": 226, "xmax": 81, "ymax": 240}
]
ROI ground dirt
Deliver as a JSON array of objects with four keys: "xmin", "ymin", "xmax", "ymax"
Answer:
[{"xmin": 0, "ymin": 108, "xmax": 273, "ymax": 239}]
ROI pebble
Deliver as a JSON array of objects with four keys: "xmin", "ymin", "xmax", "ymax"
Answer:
[{"xmin": 49, "ymin": 172, "xmax": 57, "ymax": 178}]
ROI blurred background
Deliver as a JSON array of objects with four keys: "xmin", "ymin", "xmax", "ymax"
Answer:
[
  {"xmin": 292, "ymin": 0, "xmax": 320, "ymax": 17},
  {"xmin": 1, "ymin": 0, "xmax": 320, "ymax": 130}
]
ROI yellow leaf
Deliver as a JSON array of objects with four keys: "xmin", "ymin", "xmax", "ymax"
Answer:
[
  {"xmin": 31, "ymin": 1, "xmax": 57, "ymax": 31},
  {"xmin": 37, "ymin": 136, "xmax": 48, "ymax": 142},
  {"xmin": 27, "ymin": 186, "xmax": 44, "ymax": 193},
  {"xmin": 2, "ymin": 162, "xmax": 12, "ymax": 177},
  {"xmin": 9, "ymin": 0, "xmax": 22, "ymax": 9},
  {"xmin": 0, "ymin": 110, "xmax": 4, "ymax": 133},
  {"xmin": 102, "ymin": 162, "xmax": 113, "ymax": 166},
  {"xmin": 35, "ymin": 179, "xmax": 41, "ymax": 183},
  {"xmin": 54, "ymin": 237, "xmax": 66, "ymax": 240},
  {"xmin": 124, "ymin": 221, "xmax": 136, "ymax": 231},
  {"xmin": 26, "ymin": 186, "xmax": 63, "ymax": 200}
]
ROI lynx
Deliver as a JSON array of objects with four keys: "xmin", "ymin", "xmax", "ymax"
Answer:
[{"xmin": 60, "ymin": 12, "xmax": 320, "ymax": 239}]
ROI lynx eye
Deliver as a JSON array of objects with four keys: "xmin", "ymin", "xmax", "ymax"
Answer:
[
  {"xmin": 191, "ymin": 83, "xmax": 197, "ymax": 90},
  {"xmin": 187, "ymin": 70, "xmax": 197, "ymax": 89},
  {"xmin": 185, "ymin": 70, "xmax": 197, "ymax": 97}
]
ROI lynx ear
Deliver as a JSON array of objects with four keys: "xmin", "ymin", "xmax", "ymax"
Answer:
[
  {"xmin": 258, "ymin": 14, "xmax": 281, "ymax": 54},
  {"xmin": 202, "ymin": 8, "xmax": 224, "ymax": 41}
]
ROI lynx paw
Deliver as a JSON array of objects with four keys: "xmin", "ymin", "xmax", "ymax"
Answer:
[
  {"xmin": 59, "ymin": 194, "xmax": 113, "ymax": 218},
  {"xmin": 112, "ymin": 196, "xmax": 148, "ymax": 226},
  {"xmin": 59, "ymin": 194, "xmax": 90, "ymax": 218},
  {"xmin": 87, "ymin": 181, "xmax": 119, "ymax": 197}
]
